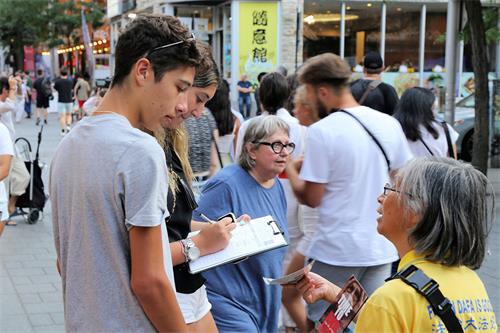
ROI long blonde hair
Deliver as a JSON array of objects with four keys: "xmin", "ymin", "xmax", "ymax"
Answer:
[{"xmin": 154, "ymin": 127, "xmax": 194, "ymax": 196}]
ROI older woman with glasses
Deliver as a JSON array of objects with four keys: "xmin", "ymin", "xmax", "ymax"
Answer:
[
  {"xmin": 193, "ymin": 115, "xmax": 294, "ymax": 333},
  {"xmin": 294, "ymin": 157, "xmax": 497, "ymax": 332}
]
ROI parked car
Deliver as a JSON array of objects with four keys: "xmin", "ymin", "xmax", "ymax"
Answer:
[{"xmin": 439, "ymin": 93, "xmax": 500, "ymax": 161}]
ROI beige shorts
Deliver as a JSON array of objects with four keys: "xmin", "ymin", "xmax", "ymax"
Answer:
[
  {"xmin": 6, "ymin": 156, "xmax": 29, "ymax": 196},
  {"xmin": 176, "ymin": 285, "xmax": 212, "ymax": 324}
]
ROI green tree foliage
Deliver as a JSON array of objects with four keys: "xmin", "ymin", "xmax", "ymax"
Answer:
[
  {"xmin": 434, "ymin": 8, "xmax": 500, "ymax": 46},
  {"xmin": 0, "ymin": 0, "xmax": 105, "ymax": 72},
  {"xmin": 0, "ymin": 0, "xmax": 50, "ymax": 70},
  {"xmin": 48, "ymin": 1, "xmax": 105, "ymax": 48}
]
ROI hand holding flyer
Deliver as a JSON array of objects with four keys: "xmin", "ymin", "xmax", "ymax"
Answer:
[
  {"xmin": 317, "ymin": 276, "xmax": 368, "ymax": 333},
  {"xmin": 263, "ymin": 260, "xmax": 315, "ymax": 285}
]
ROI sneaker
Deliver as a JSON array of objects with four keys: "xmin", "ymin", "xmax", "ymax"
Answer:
[
  {"xmin": 35, "ymin": 118, "xmax": 40, "ymax": 126},
  {"xmin": 66, "ymin": 125, "xmax": 71, "ymax": 132},
  {"xmin": 60, "ymin": 129, "xmax": 65, "ymax": 137},
  {"xmin": 44, "ymin": 119, "xmax": 48, "ymax": 125}
]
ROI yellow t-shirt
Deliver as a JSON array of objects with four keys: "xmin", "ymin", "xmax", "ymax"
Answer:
[{"xmin": 355, "ymin": 251, "xmax": 497, "ymax": 333}]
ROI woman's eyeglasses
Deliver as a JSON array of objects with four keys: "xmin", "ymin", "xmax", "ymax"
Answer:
[
  {"xmin": 383, "ymin": 183, "xmax": 413, "ymax": 197},
  {"xmin": 252, "ymin": 141, "xmax": 296, "ymax": 155}
]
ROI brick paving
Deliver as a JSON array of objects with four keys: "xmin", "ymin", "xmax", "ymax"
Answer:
[{"xmin": 1, "ymin": 113, "xmax": 499, "ymax": 332}]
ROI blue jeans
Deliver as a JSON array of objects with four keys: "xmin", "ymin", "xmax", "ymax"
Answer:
[
  {"xmin": 238, "ymin": 95, "xmax": 252, "ymax": 119},
  {"xmin": 24, "ymin": 100, "xmax": 32, "ymax": 117}
]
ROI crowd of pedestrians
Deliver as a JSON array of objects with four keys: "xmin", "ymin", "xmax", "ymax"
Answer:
[{"xmin": 7, "ymin": 13, "xmax": 492, "ymax": 333}]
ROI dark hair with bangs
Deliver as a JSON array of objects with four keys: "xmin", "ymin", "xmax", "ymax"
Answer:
[
  {"xmin": 258, "ymin": 72, "xmax": 289, "ymax": 114},
  {"xmin": 394, "ymin": 87, "xmax": 438, "ymax": 142},
  {"xmin": 111, "ymin": 14, "xmax": 200, "ymax": 87}
]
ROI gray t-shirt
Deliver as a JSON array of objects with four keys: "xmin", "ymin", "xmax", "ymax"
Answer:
[{"xmin": 50, "ymin": 114, "xmax": 173, "ymax": 332}]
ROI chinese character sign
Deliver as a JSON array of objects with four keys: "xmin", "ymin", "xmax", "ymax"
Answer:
[{"xmin": 239, "ymin": 2, "xmax": 278, "ymax": 85}]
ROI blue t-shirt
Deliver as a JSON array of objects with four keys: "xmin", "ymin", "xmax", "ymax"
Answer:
[
  {"xmin": 193, "ymin": 164, "xmax": 288, "ymax": 333},
  {"xmin": 237, "ymin": 80, "xmax": 252, "ymax": 97}
]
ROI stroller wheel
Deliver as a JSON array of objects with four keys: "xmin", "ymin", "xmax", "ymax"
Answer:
[{"xmin": 27, "ymin": 209, "xmax": 40, "ymax": 224}]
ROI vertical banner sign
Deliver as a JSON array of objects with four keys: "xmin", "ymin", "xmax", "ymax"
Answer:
[
  {"xmin": 239, "ymin": 2, "xmax": 278, "ymax": 86},
  {"xmin": 23, "ymin": 46, "xmax": 35, "ymax": 72},
  {"xmin": 81, "ymin": 4, "xmax": 94, "ymax": 81}
]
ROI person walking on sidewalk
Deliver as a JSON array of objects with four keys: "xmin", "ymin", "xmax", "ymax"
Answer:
[
  {"xmin": 286, "ymin": 53, "xmax": 413, "ymax": 330},
  {"xmin": 53, "ymin": 67, "xmax": 73, "ymax": 136},
  {"xmin": 50, "ymin": 14, "xmax": 200, "ymax": 332},
  {"xmin": 32, "ymin": 69, "xmax": 50, "ymax": 126},
  {"xmin": 74, "ymin": 73, "xmax": 91, "ymax": 120}
]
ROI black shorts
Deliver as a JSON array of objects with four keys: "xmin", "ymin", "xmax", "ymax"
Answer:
[{"xmin": 36, "ymin": 97, "xmax": 49, "ymax": 109}]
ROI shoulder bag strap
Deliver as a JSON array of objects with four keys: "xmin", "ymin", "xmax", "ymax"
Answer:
[
  {"xmin": 338, "ymin": 109, "xmax": 391, "ymax": 172},
  {"xmin": 358, "ymin": 80, "xmax": 382, "ymax": 105},
  {"xmin": 211, "ymin": 132, "xmax": 224, "ymax": 168},
  {"xmin": 440, "ymin": 121, "xmax": 455, "ymax": 159},
  {"xmin": 386, "ymin": 265, "xmax": 464, "ymax": 333},
  {"xmin": 418, "ymin": 138, "xmax": 435, "ymax": 156}
]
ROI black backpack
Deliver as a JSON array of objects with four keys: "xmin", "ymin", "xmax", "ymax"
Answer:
[{"xmin": 41, "ymin": 77, "xmax": 52, "ymax": 97}]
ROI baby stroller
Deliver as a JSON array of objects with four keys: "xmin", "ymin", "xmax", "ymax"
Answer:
[{"xmin": 13, "ymin": 126, "xmax": 46, "ymax": 224}]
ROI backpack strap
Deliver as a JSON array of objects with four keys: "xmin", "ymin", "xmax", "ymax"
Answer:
[
  {"xmin": 440, "ymin": 121, "xmax": 455, "ymax": 159},
  {"xmin": 386, "ymin": 265, "xmax": 464, "ymax": 333},
  {"xmin": 338, "ymin": 109, "xmax": 391, "ymax": 172},
  {"xmin": 358, "ymin": 80, "xmax": 382, "ymax": 105}
]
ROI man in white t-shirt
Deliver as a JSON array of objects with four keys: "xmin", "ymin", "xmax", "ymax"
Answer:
[
  {"xmin": 50, "ymin": 15, "xmax": 199, "ymax": 333},
  {"xmin": 286, "ymin": 53, "xmax": 413, "ymax": 326}
]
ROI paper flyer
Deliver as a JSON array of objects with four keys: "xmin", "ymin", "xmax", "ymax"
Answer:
[
  {"xmin": 317, "ymin": 276, "xmax": 368, "ymax": 333},
  {"xmin": 263, "ymin": 260, "xmax": 315, "ymax": 285}
]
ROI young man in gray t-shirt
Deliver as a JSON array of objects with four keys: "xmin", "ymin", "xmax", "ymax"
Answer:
[{"xmin": 50, "ymin": 15, "xmax": 199, "ymax": 332}]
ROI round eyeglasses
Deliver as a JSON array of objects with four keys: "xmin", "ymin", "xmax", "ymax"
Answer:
[{"xmin": 252, "ymin": 141, "xmax": 296, "ymax": 154}]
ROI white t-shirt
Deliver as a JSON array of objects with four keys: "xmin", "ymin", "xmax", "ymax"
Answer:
[
  {"xmin": 407, "ymin": 121, "xmax": 459, "ymax": 158},
  {"xmin": 0, "ymin": 123, "xmax": 14, "ymax": 220},
  {"xmin": 300, "ymin": 106, "xmax": 413, "ymax": 266},
  {"xmin": 234, "ymin": 108, "xmax": 304, "ymax": 160},
  {"xmin": 0, "ymin": 98, "xmax": 16, "ymax": 141}
]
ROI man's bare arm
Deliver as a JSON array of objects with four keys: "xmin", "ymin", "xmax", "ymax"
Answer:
[
  {"xmin": 130, "ymin": 225, "xmax": 187, "ymax": 332},
  {"xmin": 286, "ymin": 160, "xmax": 325, "ymax": 208}
]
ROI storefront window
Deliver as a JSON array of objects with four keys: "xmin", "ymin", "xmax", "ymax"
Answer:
[
  {"xmin": 424, "ymin": 3, "xmax": 446, "ymax": 71},
  {"xmin": 384, "ymin": 3, "xmax": 421, "ymax": 73},
  {"xmin": 302, "ymin": 1, "xmax": 341, "ymax": 60},
  {"xmin": 344, "ymin": 2, "xmax": 381, "ymax": 69},
  {"xmin": 174, "ymin": 5, "xmax": 214, "ymax": 43}
]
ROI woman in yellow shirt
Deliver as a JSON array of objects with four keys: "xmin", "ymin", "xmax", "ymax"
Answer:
[{"xmin": 296, "ymin": 157, "xmax": 497, "ymax": 332}]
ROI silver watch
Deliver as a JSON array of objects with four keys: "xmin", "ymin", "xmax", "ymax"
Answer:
[{"xmin": 181, "ymin": 238, "xmax": 200, "ymax": 262}]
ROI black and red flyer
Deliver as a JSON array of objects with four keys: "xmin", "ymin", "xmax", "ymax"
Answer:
[{"xmin": 318, "ymin": 276, "xmax": 368, "ymax": 333}]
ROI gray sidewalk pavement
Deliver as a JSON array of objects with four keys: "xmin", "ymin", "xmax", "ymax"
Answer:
[
  {"xmin": 1, "ymin": 114, "xmax": 63, "ymax": 333},
  {"xmin": 1, "ymin": 113, "xmax": 499, "ymax": 332}
]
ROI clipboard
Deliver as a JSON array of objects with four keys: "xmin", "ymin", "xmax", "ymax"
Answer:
[{"xmin": 188, "ymin": 215, "xmax": 288, "ymax": 274}]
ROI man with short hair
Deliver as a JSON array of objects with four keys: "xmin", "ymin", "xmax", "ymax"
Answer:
[
  {"xmin": 53, "ymin": 67, "xmax": 73, "ymax": 135},
  {"xmin": 350, "ymin": 51, "xmax": 399, "ymax": 115},
  {"xmin": 32, "ymin": 69, "xmax": 50, "ymax": 125},
  {"xmin": 286, "ymin": 53, "xmax": 413, "ymax": 328},
  {"xmin": 50, "ymin": 14, "xmax": 200, "ymax": 332},
  {"xmin": 237, "ymin": 73, "xmax": 253, "ymax": 119}
]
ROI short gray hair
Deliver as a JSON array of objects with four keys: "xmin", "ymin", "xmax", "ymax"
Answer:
[
  {"xmin": 396, "ymin": 157, "xmax": 495, "ymax": 269},
  {"xmin": 238, "ymin": 116, "xmax": 290, "ymax": 171}
]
